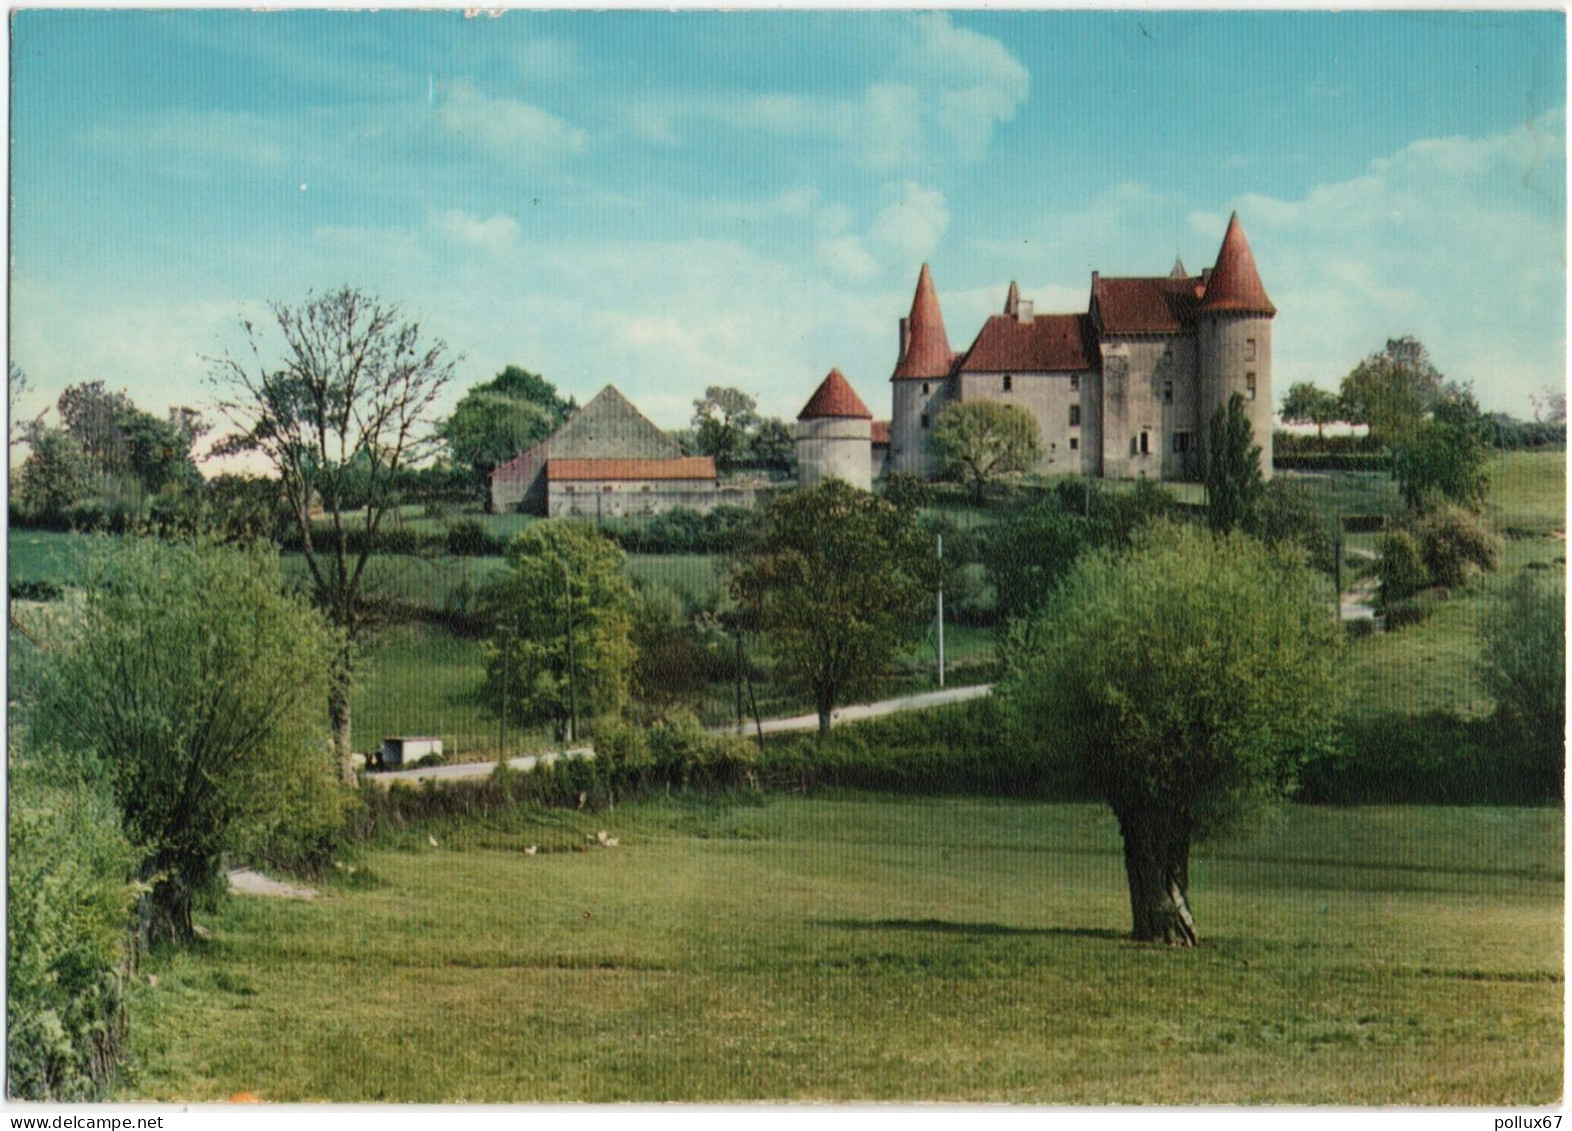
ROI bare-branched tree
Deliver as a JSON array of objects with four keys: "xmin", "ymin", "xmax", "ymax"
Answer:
[{"xmin": 209, "ymin": 287, "xmax": 457, "ymax": 779}]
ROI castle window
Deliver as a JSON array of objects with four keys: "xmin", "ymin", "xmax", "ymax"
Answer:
[
  {"xmin": 1246, "ymin": 372, "xmax": 1258, "ymax": 400},
  {"xmin": 1069, "ymin": 405, "xmax": 1081, "ymax": 427},
  {"xmin": 1003, "ymin": 375, "xmax": 1013, "ymax": 393},
  {"xmin": 1139, "ymin": 431, "xmax": 1150, "ymax": 455},
  {"xmin": 1163, "ymin": 380, "xmax": 1173, "ymax": 404},
  {"xmin": 1173, "ymin": 431, "xmax": 1191, "ymax": 454},
  {"xmin": 922, "ymin": 382, "xmax": 930, "ymax": 395},
  {"xmin": 1070, "ymin": 375, "xmax": 1080, "ymax": 392},
  {"xmin": 1246, "ymin": 338, "xmax": 1257, "ymax": 361},
  {"xmin": 604, "ymin": 484, "xmax": 615, "ymax": 493},
  {"xmin": 1163, "ymin": 348, "xmax": 1173, "ymax": 364},
  {"xmin": 921, "ymin": 413, "xmax": 930, "ymax": 429},
  {"xmin": 1069, "ymin": 437, "xmax": 1079, "ymax": 451}
]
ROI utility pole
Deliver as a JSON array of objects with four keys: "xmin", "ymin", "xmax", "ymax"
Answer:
[
  {"xmin": 936, "ymin": 532, "xmax": 945, "ymax": 689},
  {"xmin": 734, "ymin": 631, "xmax": 746, "ymax": 735},
  {"xmin": 499, "ymin": 621, "xmax": 509, "ymax": 756}
]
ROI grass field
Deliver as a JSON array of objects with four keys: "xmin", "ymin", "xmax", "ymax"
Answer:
[{"xmin": 123, "ymin": 796, "xmax": 1562, "ymax": 1103}]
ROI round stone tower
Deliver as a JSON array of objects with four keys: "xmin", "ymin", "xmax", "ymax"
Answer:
[
  {"xmin": 1196, "ymin": 212, "xmax": 1276, "ymax": 479},
  {"xmin": 796, "ymin": 368, "xmax": 873, "ymax": 491}
]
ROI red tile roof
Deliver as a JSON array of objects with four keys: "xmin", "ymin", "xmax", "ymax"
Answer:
[
  {"xmin": 798, "ymin": 368, "xmax": 873, "ymax": 420},
  {"xmin": 959, "ymin": 312, "xmax": 1097, "ymax": 373},
  {"xmin": 891, "ymin": 263, "xmax": 956, "ymax": 380},
  {"xmin": 870, "ymin": 420, "xmax": 891, "ymax": 445},
  {"xmin": 1198, "ymin": 212, "xmax": 1276, "ymax": 316},
  {"xmin": 1093, "ymin": 275, "xmax": 1202, "ymax": 334},
  {"xmin": 546, "ymin": 457, "xmax": 717, "ymax": 482}
]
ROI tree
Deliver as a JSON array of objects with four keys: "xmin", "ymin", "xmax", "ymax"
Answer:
[
  {"xmin": 732, "ymin": 480, "xmax": 934, "ymax": 736},
  {"xmin": 930, "ymin": 400, "xmax": 1041, "ymax": 504},
  {"xmin": 630, "ymin": 587, "xmax": 723, "ymax": 723},
  {"xmin": 9, "ymin": 361, "xmax": 33, "ymax": 455},
  {"xmin": 1478, "ymin": 572, "xmax": 1565, "ymax": 796},
  {"xmin": 692, "ymin": 386, "xmax": 760, "ymax": 473},
  {"xmin": 17, "ymin": 428, "xmax": 89, "ymax": 516},
  {"xmin": 1205, "ymin": 392, "xmax": 1264, "ymax": 534},
  {"xmin": 31, "ymin": 539, "xmax": 340, "ymax": 945},
  {"xmin": 1279, "ymin": 381, "xmax": 1342, "ymax": 439},
  {"xmin": 750, "ymin": 417, "xmax": 796, "ymax": 475},
  {"xmin": 1337, "ymin": 337, "xmax": 1444, "ymax": 447},
  {"xmin": 1530, "ymin": 385, "xmax": 1567, "ymax": 425},
  {"xmin": 57, "ymin": 381, "xmax": 134, "ymax": 477},
  {"xmin": 437, "ymin": 365, "xmax": 573, "ymax": 495},
  {"xmin": 1002, "ymin": 521, "xmax": 1342, "ymax": 944},
  {"xmin": 481, "ymin": 521, "xmax": 636, "ymax": 739},
  {"xmin": 982, "ymin": 502, "xmax": 1096, "ymax": 625},
  {"xmin": 209, "ymin": 286, "xmax": 457, "ymax": 778},
  {"xmin": 1389, "ymin": 386, "xmax": 1491, "ymax": 512}
]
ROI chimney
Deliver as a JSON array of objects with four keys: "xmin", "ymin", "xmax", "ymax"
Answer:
[
  {"xmin": 1201, "ymin": 267, "xmax": 1212, "ymax": 285},
  {"xmin": 899, "ymin": 316, "xmax": 910, "ymax": 361},
  {"xmin": 1017, "ymin": 300, "xmax": 1034, "ymax": 324}
]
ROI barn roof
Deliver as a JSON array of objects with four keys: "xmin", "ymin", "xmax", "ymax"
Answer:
[{"xmin": 546, "ymin": 457, "xmax": 717, "ymax": 482}]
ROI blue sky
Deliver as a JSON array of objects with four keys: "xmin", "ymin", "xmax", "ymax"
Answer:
[{"xmin": 9, "ymin": 9, "xmax": 1566, "ymax": 458}]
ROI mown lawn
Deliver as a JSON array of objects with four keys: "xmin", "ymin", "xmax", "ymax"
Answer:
[{"xmin": 124, "ymin": 796, "xmax": 1561, "ymax": 1103}]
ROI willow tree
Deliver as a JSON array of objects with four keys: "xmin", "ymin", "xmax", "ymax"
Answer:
[
  {"xmin": 210, "ymin": 287, "xmax": 456, "ymax": 778},
  {"xmin": 1002, "ymin": 520, "xmax": 1342, "ymax": 945}
]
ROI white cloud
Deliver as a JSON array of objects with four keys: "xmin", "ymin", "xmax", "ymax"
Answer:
[
  {"xmin": 868, "ymin": 181, "xmax": 950, "ymax": 265},
  {"xmin": 1194, "ymin": 110, "xmax": 1565, "ymax": 412},
  {"xmin": 431, "ymin": 209, "xmax": 521, "ymax": 253},
  {"xmin": 437, "ymin": 80, "xmax": 587, "ymax": 160},
  {"xmin": 816, "ymin": 235, "xmax": 881, "ymax": 282}
]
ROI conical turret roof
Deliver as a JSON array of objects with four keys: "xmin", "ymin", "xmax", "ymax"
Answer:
[
  {"xmin": 892, "ymin": 263, "xmax": 955, "ymax": 379},
  {"xmin": 798, "ymin": 368, "xmax": 872, "ymax": 420},
  {"xmin": 1198, "ymin": 213, "xmax": 1275, "ymax": 316}
]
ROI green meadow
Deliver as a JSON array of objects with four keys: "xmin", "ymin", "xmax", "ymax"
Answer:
[{"xmin": 124, "ymin": 796, "xmax": 1562, "ymax": 1103}]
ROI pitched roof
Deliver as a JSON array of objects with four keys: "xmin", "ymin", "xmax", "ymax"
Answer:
[
  {"xmin": 1197, "ymin": 212, "xmax": 1276, "ymax": 316},
  {"xmin": 798, "ymin": 368, "xmax": 873, "ymax": 420},
  {"xmin": 891, "ymin": 263, "xmax": 957, "ymax": 380},
  {"xmin": 1093, "ymin": 275, "xmax": 1203, "ymax": 334},
  {"xmin": 490, "ymin": 384, "xmax": 681, "ymax": 482},
  {"xmin": 958, "ymin": 312, "xmax": 1097, "ymax": 373},
  {"xmin": 870, "ymin": 420, "xmax": 891, "ymax": 446},
  {"xmin": 546, "ymin": 457, "xmax": 717, "ymax": 482}
]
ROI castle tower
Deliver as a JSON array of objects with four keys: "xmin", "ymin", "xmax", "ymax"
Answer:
[
  {"xmin": 796, "ymin": 368, "xmax": 873, "ymax": 491},
  {"xmin": 1196, "ymin": 213, "xmax": 1275, "ymax": 479},
  {"xmin": 889, "ymin": 263, "xmax": 956, "ymax": 477}
]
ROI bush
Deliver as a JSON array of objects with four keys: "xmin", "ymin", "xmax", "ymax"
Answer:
[
  {"xmin": 881, "ymin": 471, "xmax": 932, "ymax": 512},
  {"xmin": 1416, "ymin": 504, "xmax": 1499, "ymax": 589},
  {"xmin": 446, "ymin": 518, "xmax": 501, "ymax": 557},
  {"xmin": 1272, "ymin": 452, "xmax": 1391, "ymax": 473},
  {"xmin": 10, "ymin": 579, "xmax": 64, "ymax": 603},
  {"xmin": 1376, "ymin": 529, "xmax": 1428, "ymax": 608},
  {"xmin": 7, "ymin": 745, "xmax": 138, "ymax": 1100},
  {"xmin": 1256, "ymin": 479, "xmax": 1337, "ymax": 574},
  {"xmin": 1383, "ymin": 593, "xmax": 1441, "ymax": 631}
]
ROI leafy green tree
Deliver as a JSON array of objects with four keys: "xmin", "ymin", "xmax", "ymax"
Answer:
[
  {"xmin": 17, "ymin": 428, "xmax": 89, "ymax": 516},
  {"xmin": 56, "ymin": 381, "xmax": 133, "ymax": 477},
  {"xmin": 930, "ymin": 400, "xmax": 1042, "ymax": 504},
  {"xmin": 630, "ymin": 586, "xmax": 723, "ymax": 723},
  {"xmin": 1256, "ymin": 479, "xmax": 1337, "ymax": 575},
  {"xmin": 692, "ymin": 386, "xmax": 760, "ymax": 472},
  {"xmin": 750, "ymin": 417, "xmax": 796, "ymax": 475},
  {"xmin": 732, "ymin": 480, "xmax": 934, "ymax": 736},
  {"xmin": 1478, "ymin": 572, "xmax": 1565, "ymax": 795},
  {"xmin": 1003, "ymin": 521, "xmax": 1342, "ymax": 944},
  {"xmin": 31, "ymin": 539, "xmax": 341, "ymax": 945},
  {"xmin": 437, "ymin": 365, "xmax": 574, "ymax": 494},
  {"xmin": 482, "ymin": 521, "xmax": 637, "ymax": 739},
  {"xmin": 1205, "ymin": 392, "xmax": 1264, "ymax": 534},
  {"xmin": 210, "ymin": 286, "xmax": 457, "ymax": 778},
  {"xmin": 982, "ymin": 502, "xmax": 1095, "ymax": 625},
  {"xmin": 1337, "ymin": 336, "xmax": 1443, "ymax": 447},
  {"xmin": 1389, "ymin": 387, "xmax": 1492, "ymax": 512},
  {"xmin": 1279, "ymin": 381, "xmax": 1342, "ymax": 439}
]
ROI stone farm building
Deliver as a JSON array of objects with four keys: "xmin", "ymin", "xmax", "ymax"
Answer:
[
  {"xmin": 491, "ymin": 385, "xmax": 747, "ymax": 517},
  {"xmin": 888, "ymin": 212, "xmax": 1275, "ymax": 483}
]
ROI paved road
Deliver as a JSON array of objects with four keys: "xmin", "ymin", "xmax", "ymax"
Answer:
[{"xmin": 367, "ymin": 682, "xmax": 995, "ymax": 788}]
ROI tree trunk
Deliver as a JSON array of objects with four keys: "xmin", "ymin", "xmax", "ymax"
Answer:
[
  {"xmin": 1117, "ymin": 813, "xmax": 1198, "ymax": 946},
  {"xmin": 816, "ymin": 688, "xmax": 834, "ymax": 739},
  {"xmin": 329, "ymin": 642, "xmax": 356, "ymax": 784}
]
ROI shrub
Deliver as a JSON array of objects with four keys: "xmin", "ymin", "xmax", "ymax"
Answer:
[
  {"xmin": 1256, "ymin": 479, "xmax": 1337, "ymax": 574},
  {"xmin": 1383, "ymin": 593, "xmax": 1440, "ymax": 631},
  {"xmin": 881, "ymin": 471, "xmax": 932, "ymax": 512},
  {"xmin": 7, "ymin": 745, "xmax": 138, "ymax": 1100},
  {"xmin": 1416, "ymin": 504, "xmax": 1499, "ymax": 589},
  {"xmin": 446, "ymin": 518, "xmax": 500, "ymax": 557},
  {"xmin": 1376, "ymin": 529, "xmax": 1428, "ymax": 608}
]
